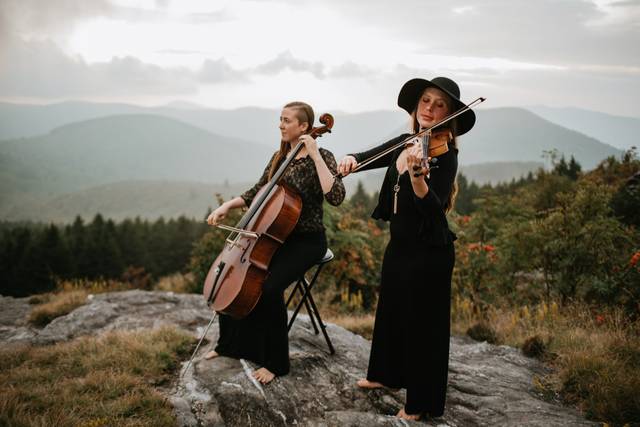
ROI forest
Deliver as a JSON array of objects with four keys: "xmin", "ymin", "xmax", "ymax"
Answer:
[{"xmin": 4, "ymin": 151, "xmax": 637, "ymax": 313}]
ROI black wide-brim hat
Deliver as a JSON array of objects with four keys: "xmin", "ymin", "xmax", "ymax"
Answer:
[{"xmin": 397, "ymin": 76, "xmax": 476, "ymax": 136}]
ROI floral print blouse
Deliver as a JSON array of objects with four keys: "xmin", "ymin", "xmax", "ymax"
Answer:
[{"xmin": 241, "ymin": 148, "xmax": 345, "ymax": 233}]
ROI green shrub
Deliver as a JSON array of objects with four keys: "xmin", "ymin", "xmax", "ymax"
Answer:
[
  {"xmin": 522, "ymin": 335, "xmax": 546, "ymax": 359},
  {"xmin": 466, "ymin": 322, "xmax": 498, "ymax": 344}
]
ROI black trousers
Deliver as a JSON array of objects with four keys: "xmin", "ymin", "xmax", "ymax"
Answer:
[
  {"xmin": 215, "ymin": 231, "xmax": 326, "ymax": 376},
  {"xmin": 367, "ymin": 239, "xmax": 455, "ymax": 417}
]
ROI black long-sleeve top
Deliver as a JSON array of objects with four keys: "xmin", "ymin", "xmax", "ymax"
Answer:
[
  {"xmin": 241, "ymin": 148, "xmax": 345, "ymax": 234},
  {"xmin": 350, "ymin": 134, "xmax": 458, "ymax": 246}
]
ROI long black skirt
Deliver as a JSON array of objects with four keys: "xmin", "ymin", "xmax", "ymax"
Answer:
[
  {"xmin": 215, "ymin": 231, "xmax": 327, "ymax": 376},
  {"xmin": 366, "ymin": 238, "xmax": 454, "ymax": 417}
]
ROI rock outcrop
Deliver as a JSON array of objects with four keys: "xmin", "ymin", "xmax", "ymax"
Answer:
[{"xmin": 0, "ymin": 291, "xmax": 595, "ymax": 426}]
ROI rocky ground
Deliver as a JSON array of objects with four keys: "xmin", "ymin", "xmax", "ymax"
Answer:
[{"xmin": 0, "ymin": 290, "xmax": 596, "ymax": 426}]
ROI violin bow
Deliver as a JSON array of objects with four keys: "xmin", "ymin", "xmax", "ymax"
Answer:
[{"xmin": 337, "ymin": 96, "xmax": 486, "ymax": 177}]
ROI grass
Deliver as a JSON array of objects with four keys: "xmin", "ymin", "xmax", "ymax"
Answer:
[
  {"xmin": 285, "ymin": 282, "xmax": 377, "ymax": 339},
  {"xmin": 325, "ymin": 313, "xmax": 376, "ymax": 340},
  {"xmin": 0, "ymin": 326, "xmax": 193, "ymax": 427}
]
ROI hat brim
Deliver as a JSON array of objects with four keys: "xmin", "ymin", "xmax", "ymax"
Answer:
[{"xmin": 397, "ymin": 78, "xmax": 476, "ymax": 136}]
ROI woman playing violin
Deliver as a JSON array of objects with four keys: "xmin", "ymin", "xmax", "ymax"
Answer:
[
  {"xmin": 338, "ymin": 77, "xmax": 476, "ymax": 420},
  {"xmin": 205, "ymin": 101, "xmax": 345, "ymax": 384}
]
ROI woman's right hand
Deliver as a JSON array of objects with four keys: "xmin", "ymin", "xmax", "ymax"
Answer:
[
  {"xmin": 207, "ymin": 203, "xmax": 230, "ymax": 226},
  {"xmin": 338, "ymin": 155, "xmax": 358, "ymax": 176}
]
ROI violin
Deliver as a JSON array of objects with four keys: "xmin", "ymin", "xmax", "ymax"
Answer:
[
  {"xmin": 202, "ymin": 114, "xmax": 335, "ymax": 318},
  {"xmin": 404, "ymin": 128, "xmax": 453, "ymax": 169}
]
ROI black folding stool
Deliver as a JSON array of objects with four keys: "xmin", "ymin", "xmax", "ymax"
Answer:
[{"xmin": 286, "ymin": 248, "xmax": 335, "ymax": 355}]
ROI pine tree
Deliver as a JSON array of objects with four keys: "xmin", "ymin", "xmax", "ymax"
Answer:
[
  {"xmin": 40, "ymin": 224, "xmax": 72, "ymax": 282},
  {"xmin": 568, "ymin": 156, "xmax": 582, "ymax": 180},
  {"xmin": 350, "ymin": 181, "xmax": 370, "ymax": 217},
  {"xmin": 455, "ymin": 173, "xmax": 480, "ymax": 215}
]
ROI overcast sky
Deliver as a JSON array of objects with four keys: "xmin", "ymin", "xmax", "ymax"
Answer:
[{"xmin": 0, "ymin": 0, "xmax": 638, "ymax": 116}]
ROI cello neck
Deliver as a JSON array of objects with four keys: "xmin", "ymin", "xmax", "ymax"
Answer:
[{"xmin": 237, "ymin": 142, "xmax": 305, "ymax": 229}]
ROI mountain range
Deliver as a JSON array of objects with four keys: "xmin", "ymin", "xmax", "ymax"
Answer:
[
  {"xmin": 527, "ymin": 106, "xmax": 639, "ymax": 151},
  {"xmin": 0, "ymin": 101, "xmax": 629, "ymax": 222}
]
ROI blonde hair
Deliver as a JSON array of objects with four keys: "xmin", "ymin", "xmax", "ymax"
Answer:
[
  {"xmin": 409, "ymin": 91, "xmax": 458, "ymax": 214},
  {"xmin": 268, "ymin": 101, "xmax": 315, "ymax": 180}
]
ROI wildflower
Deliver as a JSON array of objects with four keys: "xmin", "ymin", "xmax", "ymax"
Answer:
[
  {"xmin": 595, "ymin": 314, "xmax": 605, "ymax": 325},
  {"xmin": 467, "ymin": 243, "xmax": 480, "ymax": 251},
  {"xmin": 483, "ymin": 244, "xmax": 496, "ymax": 252},
  {"xmin": 630, "ymin": 251, "xmax": 640, "ymax": 267}
]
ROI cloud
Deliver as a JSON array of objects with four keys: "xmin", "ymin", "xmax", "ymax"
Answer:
[
  {"xmin": 186, "ymin": 10, "xmax": 235, "ymax": 24},
  {"xmin": 0, "ymin": 35, "xmax": 258, "ymax": 98},
  {"xmin": 0, "ymin": 0, "xmax": 166, "ymax": 40},
  {"xmin": 327, "ymin": 61, "xmax": 375, "ymax": 79},
  {"xmin": 453, "ymin": 6, "xmax": 474, "ymax": 14},
  {"xmin": 155, "ymin": 49, "xmax": 212, "ymax": 55},
  {"xmin": 198, "ymin": 58, "xmax": 248, "ymax": 83},
  {"xmin": 0, "ymin": 0, "xmax": 114, "ymax": 36},
  {"xmin": 281, "ymin": 0, "xmax": 638, "ymax": 69},
  {"xmin": 254, "ymin": 51, "xmax": 325, "ymax": 79},
  {"xmin": 0, "ymin": 36, "xmax": 197, "ymax": 97}
]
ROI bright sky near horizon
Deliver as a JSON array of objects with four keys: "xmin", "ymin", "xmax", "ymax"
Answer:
[{"xmin": 0, "ymin": 0, "xmax": 638, "ymax": 116}]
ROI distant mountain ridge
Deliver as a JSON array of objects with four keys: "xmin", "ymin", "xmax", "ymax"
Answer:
[
  {"xmin": 0, "ymin": 180, "xmax": 253, "ymax": 223},
  {"xmin": 0, "ymin": 114, "xmax": 273, "ymax": 202},
  {"xmin": 527, "ymin": 106, "xmax": 640, "ymax": 151},
  {"xmin": 0, "ymin": 101, "xmax": 623, "ymax": 167},
  {"xmin": 0, "ymin": 101, "xmax": 407, "ymax": 151},
  {"xmin": 461, "ymin": 108, "xmax": 621, "ymax": 169},
  {"xmin": 0, "ymin": 102, "xmax": 626, "ymax": 221}
]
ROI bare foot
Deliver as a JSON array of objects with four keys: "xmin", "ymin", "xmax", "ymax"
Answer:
[
  {"xmin": 252, "ymin": 367, "xmax": 276, "ymax": 384},
  {"xmin": 356, "ymin": 379, "xmax": 385, "ymax": 389},
  {"xmin": 204, "ymin": 351, "xmax": 219, "ymax": 360},
  {"xmin": 397, "ymin": 407, "xmax": 421, "ymax": 421}
]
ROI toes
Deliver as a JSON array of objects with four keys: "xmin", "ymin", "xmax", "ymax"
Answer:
[
  {"xmin": 204, "ymin": 351, "xmax": 218, "ymax": 360},
  {"xmin": 396, "ymin": 408, "xmax": 420, "ymax": 420},
  {"xmin": 252, "ymin": 368, "xmax": 275, "ymax": 384}
]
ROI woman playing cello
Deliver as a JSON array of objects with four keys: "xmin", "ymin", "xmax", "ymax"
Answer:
[
  {"xmin": 205, "ymin": 101, "xmax": 345, "ymax": 384},
  {"xmin": 338, "ymin": 77, "xmax": 477, "ymax": 420}
]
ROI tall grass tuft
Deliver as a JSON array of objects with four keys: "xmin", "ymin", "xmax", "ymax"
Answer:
[
  {"xmin": 28, "ymin": 290, "xmax": 88, "ymax": 327},
  {"xmin": 153, "ymin": 272, "xmax": 195, "ymax": 293}
]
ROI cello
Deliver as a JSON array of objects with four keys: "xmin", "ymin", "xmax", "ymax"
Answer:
[
  {"xmin": 180, "ymin": 113, "xmax": 335, "ymax": 378},
  {"xmin": 202, "ymin": 113, "xmax": 335, "ymax": 318}
]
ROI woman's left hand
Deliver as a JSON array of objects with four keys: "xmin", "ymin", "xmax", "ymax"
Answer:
[
  {"xmin": 299, "ymin": 134, "xmax": 320, "ymax": 161},
  {"xmin": 406, "ymin": 143, "xmax": 429, "ymax": 180}
]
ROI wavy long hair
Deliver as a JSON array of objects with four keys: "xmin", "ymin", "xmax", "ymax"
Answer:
[
  {"xmin": 410, "ymin": 92, "xmax": 458, "ymax": 214},
  {"xmin": 268, "ymin": 101, "xmax": 315, "ymax": 180}
]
